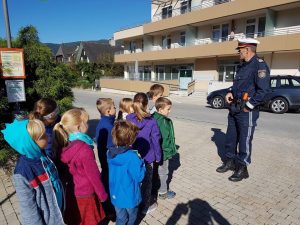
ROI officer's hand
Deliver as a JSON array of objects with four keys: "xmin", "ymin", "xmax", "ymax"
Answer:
[
  {"xmin": 243, "ymin": 107, "xmax": 250, "ymax": 113},
  {"xmin": 225, "ymin": 93, "xmax": 233, "ymax": 104}
]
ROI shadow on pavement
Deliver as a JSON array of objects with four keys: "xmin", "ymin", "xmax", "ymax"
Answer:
[
  {"xmin": 167, "ymin": 152, "xmax": 181, "ymax": 190},
  {"xmin": 211, "ymin": 128, "xmax": 227, "ymax": 162},
  {"xmin": 166, "ymin": 199, "xmax": 231, "ymax": 225},
  {"xmin": 0, "ymin": 191, "xmax": 16, "ymax": 206}
]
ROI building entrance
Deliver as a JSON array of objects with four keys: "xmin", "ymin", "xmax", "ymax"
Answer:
[{"xmin": 179, "ymin": 69, "xmax": 193, "ymax": 89}]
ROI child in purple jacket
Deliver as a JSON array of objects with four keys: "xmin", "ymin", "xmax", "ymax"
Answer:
[{"xmin": 127, "ymin": 92, "xmax": 161, "ymax": 215}]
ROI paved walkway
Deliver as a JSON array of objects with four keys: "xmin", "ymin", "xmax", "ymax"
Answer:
[
  {"xmin": 0, "ymin": 170, "xmax": 20, "ymax": 225},
  {"xmin": 1, "ymin": 117, "xmax": 300, "ymax": 225}
]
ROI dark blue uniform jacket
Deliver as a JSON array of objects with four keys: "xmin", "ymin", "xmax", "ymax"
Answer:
[{"xmin": 231, "ymin": 55, "xmax": 270, "ymax": 109}]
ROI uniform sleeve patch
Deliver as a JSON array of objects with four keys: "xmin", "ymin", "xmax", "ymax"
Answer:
[{"xmin": 258, "ymin": 70, "xmax": 266, "ymax": 78}]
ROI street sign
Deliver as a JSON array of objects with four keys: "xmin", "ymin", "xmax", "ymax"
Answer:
[
  {"xmin": 0, "ymin": 48, "xmax": 26, "ymax": 79},
  {"xmin": 5, "ymin": 80, "xmax": 26, "ymax": 103}
]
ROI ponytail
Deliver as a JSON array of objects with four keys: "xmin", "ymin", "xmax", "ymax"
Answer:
[
  {"xmin": 52, "ymin": 123, "xmax": 69, "ymax": 160},
  {"xmin": 52, "ymin": 108, "xmax": 89, "ymax": 160},
  {"xmin": 133, "ymin": 93, "xmax": 150, "ymax": 121}
]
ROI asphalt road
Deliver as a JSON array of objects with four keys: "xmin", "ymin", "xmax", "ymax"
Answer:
[{"xmin": 73, "ymin": 88, "xmax": 300, "ymax": 139}]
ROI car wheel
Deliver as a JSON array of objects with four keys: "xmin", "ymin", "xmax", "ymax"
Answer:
[
  {"xmin": 270, "ymin": 97, "xmax": 288, "ymax": 114},
  {"xmin": 211, "ymin": 96, "xmax": 224, "ymax": 109}
]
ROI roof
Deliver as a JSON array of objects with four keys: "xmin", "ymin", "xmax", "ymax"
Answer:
[
  {"xmin": 79, "ymin": 41, "xmax": 123, "ymax": 63},
  {"xmin": 55, "ymin": 43, "xmax": 78, "ymax": 58}
]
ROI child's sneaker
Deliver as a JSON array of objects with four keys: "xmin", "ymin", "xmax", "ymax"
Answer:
[
  {"xmin": 141, "ymin": 203, "xmax": 157, "ymax": 215},
  {"xmin": 158, "ymin": 190, "xmax": 176, "ymax": 199}
]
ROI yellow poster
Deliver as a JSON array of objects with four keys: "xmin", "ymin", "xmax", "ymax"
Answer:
[{"xmin": 0, "ymin": 48, "xmax": 25, "ymax": 79}]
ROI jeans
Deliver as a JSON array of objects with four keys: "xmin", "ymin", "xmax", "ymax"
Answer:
[
  {"xmin": 115, "ymin": 206, "xmax": 138, "ymax": 225},
  {"xmin": 158, "ymin": 160, "xmax": 169, "ymax": 194}
]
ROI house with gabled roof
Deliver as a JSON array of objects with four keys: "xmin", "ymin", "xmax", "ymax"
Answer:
[
  {"xmin": 74, "ymin": 41, "xmax": 122, "ymax": 63},
  {"xmin": 55, "ymin": 43, "xmax": 78, "ymax": 63}
]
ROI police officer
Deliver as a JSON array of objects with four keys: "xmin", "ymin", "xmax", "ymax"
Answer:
[{"xmin": 216, "ymin": 38, "xmax": 270, "ymax": 182}]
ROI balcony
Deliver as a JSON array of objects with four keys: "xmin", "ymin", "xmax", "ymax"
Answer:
[
  {"xmin": 144, "ymin": 0, "xmax": 300, "ymax": 34},
  {"xmin": 116, "ymin": 25, "xmax": 300, "ymax": 54},
  {"xmin": 152, "ymin": 0, "xmax": 231, "ymax": 22},
  {"xmin": 114, "ymin": 25, "xmax": 300, "ymax": 62}
]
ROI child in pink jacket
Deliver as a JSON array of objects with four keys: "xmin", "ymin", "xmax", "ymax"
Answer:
[{"xmin": 53, "ymin": 108, "xmax": 107, "ymax": 225}]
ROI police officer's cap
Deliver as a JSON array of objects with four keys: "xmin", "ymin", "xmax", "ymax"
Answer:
[{"xmin": 236, "ymin": 38, "xmax": 260, "ymax": 50}]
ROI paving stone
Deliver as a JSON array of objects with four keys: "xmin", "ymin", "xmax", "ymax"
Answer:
[
  {"xmin": 5, "ymin": 214, "xmax": 20, "ymax": 225},
  {"xmin": 1, "ymin": 116, "xmax": 300, "ymax": 225}
]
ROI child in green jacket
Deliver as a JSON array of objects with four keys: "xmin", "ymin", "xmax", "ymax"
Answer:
[{"xmin": 153, "ymin": 97, "xmax": 177, "ymax": 199}]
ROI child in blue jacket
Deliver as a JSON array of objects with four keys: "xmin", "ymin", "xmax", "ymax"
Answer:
[
  {"xmin": 95, "ymin": 98, "xmax": 116, "ymax": 219},
  {"xmin": 1, "ymin": 119, "xmax": 64, "ymax": 225},
  {"xmin": 107, "ymin": 120, "xmax": 146, "ymax": 225}
]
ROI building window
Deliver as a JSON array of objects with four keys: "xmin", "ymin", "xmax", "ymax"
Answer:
[
  {"xmin": 212, "ymin": 25, "xmax": 220, "ymax": 42},
  {"xmin": 215, "ymin": 0, "xmax": 230, "ymax": 5},
  {"xmin": 156, "ymin": 66, "xmax": 165, "ymax": 81},
  {"xmin": 129, "ymin": 41, "xmax": 136, "ymax": 53},
  {"xmin": 221, "ymin": 24, "xmax": 229, "ymax": 41},
  {"xmin": 258, "ymin": 17, "xmax": 266, "ymax": 37},
  {"xmin": 181, "ymin": 0, "xmax": 191, "ymax": 14},
  {"xmin": 246, "ymin": 18, "xmax": 256, "ymax": 38},
  {"xmin": 162, "ymin": 35, "xmax": 171, "ymax": 49},
  {"xmin": 211, "ymin": 23, "xmax": 229, "ymax": 42},
  {"xmin": 218, "ymin": 64, "xmax": 238, "ymax": 82},
  {"xmin": 162, "ymin": 6, "xmax": 172, "ymax": 19},
  {"xmin": 180, "ymin": 32, "xmax": 186, "ymax": 46}
]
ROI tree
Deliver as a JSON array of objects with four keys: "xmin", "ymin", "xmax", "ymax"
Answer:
[
  {"xmin": 96, "ymin": 53, "xmax": 123, "ymax": 77},
  {"xmin": 14, "ymin": 25, "xmax": 75, "ymax": 111},
  {"xmin": 0, "ymin": 25, "xmax": 76, "ymax": 170},
  {"xmin": 15, "ymin": 25, "xmax": 39, "ymax": 46}
]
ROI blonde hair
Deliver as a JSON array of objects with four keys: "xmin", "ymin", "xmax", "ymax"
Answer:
[
  {"xmin": 155, "ymin": 97, "xmax": 172, "ymax": 111},
  {"xmin": 52, "ymin": 108, "xmax": 89, "ymax": 159},
  {"xmin": 148, "ymin": 84, "xmax": 164, "ymax": 99},
  {"xmin": 112, "ymin": 120, "xmax": 139, "ymax": 147},
  {"xmin": 96, "ymin": 98, "xmax": 114, "ymax": 115},
  {"xmin": 27, "ymin": 119, "xmax": 46, "ymax": 142},
  {"xmin": 117, "ymin": 98, "xmax": 133, "ymax": 120},
  {"xmin": 133, "ymin": 93, "xmax": 150, "ymax": 121},
  {"xmin": 28, "ymin": 98, "xmax": 57, "ymax": 121}
]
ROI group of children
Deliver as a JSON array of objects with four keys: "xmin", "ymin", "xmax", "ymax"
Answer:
[{"xmin": 1, "ymin": 84, "xmax": 178, "ymax": 225}]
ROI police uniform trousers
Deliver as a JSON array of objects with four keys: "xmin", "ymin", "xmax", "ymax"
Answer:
[{"xmin": 225, "ymin": 109, "xmax": 259, "ymax": 166}]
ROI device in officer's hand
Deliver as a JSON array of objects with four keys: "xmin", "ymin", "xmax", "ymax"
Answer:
[
  {"xmin": 239, "ymin": 92, "xmax": 250, "ymax": 110},
  {"xmin": 242, "ymin": 92, "xmax": 249, "ymax": 101}
]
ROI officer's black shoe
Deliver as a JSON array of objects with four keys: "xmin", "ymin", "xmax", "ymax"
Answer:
[
  {"xmin": 216, "ymin": 159, "xmax": 235, "ymax": 173},
  {"xmin": 228, "ymin": 164, "xmax": 249, "ymax": 182}
]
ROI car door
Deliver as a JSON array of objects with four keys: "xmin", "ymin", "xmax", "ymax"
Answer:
[
  {"xmin": 275, "ymin": 78, "xmax": 293, "ymax": 103},
  {"xmin": 266, "ymin": 78, "xmax": 278, "ymax": 104},
  {"xmin": 288, "ymin": 78, "xmax": 300, "ymax": 106}
]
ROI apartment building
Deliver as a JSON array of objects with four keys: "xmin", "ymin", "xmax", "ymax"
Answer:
[{"xmin": 114, "ymin": 0, "xmax": 300, "ymax": 90}]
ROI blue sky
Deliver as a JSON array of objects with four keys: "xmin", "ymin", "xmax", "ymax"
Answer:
[{"xmin": 0, "ymin": 0, "xmax": 150, "ymax": 43}]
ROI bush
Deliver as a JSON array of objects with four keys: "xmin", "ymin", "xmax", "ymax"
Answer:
[
  {"xmin": 0, "ymin": 25, "xmax": 76, "ymax": 171},
  {"xmin": 75, "ymin": 78, "xmax": 93, "ymax": 89}
]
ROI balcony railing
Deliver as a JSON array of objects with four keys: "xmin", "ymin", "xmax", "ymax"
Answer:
[
  {"xmin": 127, "ymin": 72, "xmax": 180, "ymax": 81},
  {"xmin": 195, "ymin": 25, "xmax": 300, "ymax": 45},
  {"xmin": 152, "ymin": 0, "xmax": 231, "ymax": 22},
  {"xmin": 115, "ymin": 25, "xmax": 300, "ymax": 55}
]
